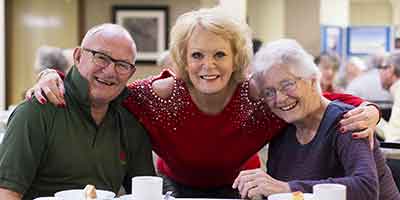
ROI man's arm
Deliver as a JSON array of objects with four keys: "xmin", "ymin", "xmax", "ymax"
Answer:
[
  {"xmin": 0, "ymin": 188, "xmax": 22, "ymax": 200},
  {"xmin": 0, "ymin": 100, "xmax": 50, "ymax": 197},
  {"xmin": 127, "ymin": 117, "xmax": 156, "ymax": 177},
  {"xmin": 122, "ymin": 113, "xmax": 156, "ymax": 194}
]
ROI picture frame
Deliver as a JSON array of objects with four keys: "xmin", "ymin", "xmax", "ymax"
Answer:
[
  {"xmin": 112, "ymin": 6, "xmax": 169, "ymax": 64},
  {"xmin": 346, "ymin": 26, "xmax": 391, "ymax": 56},
  {"xmin": 320, "ymin": 26, "xmax": 343, "ymax": 57}
]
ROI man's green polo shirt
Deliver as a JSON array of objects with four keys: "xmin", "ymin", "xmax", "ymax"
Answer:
[{"xmin": 0, "ymin": 66, "xmax": 155, "ymax": 199}]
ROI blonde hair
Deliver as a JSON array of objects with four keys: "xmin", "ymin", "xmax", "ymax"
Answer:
[{"xmin": 170, "ymin": 7, "xmax": 253, "ymax": 83}]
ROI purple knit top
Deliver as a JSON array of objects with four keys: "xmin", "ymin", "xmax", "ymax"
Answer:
[{"xmin": 267, "ymin": 101, "xmax": 400, "ymax": 200}]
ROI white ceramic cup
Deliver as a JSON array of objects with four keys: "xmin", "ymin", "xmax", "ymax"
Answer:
[
  {"xmin": 132, "ymin": 176, "xmax": 163, "ymax": 200},
  {"xmin": 313, "ymin": 183, "xmax": 346, "ymax": 200}
]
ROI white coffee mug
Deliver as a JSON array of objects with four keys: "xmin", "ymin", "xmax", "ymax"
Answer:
[
  {"xmin": 313, "ymin": 183, "xmax": 346, "ymax": 200},
  {"xmin": 132, "ymin": 176, "xmax": 163, "ymax": 200}
]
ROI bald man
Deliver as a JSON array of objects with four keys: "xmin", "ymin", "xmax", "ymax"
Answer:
[{"xmin": 0, "ymin": 24, "xmax": 155, "ymax": 199}]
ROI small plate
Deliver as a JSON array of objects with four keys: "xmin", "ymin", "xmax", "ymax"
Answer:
[
  {"xmin": 33, "ymin": 197, "xmax": 57, "ymax": 200},
  {"xmin": 55, "ymin": 189, "xmax": 115, "ymax": 200},
  {"xmin": 117, "ymin": 195, "xmax": 133, "ymax": 200},
  {"xmin": 118, "ymin": 194, "xmax": 175, "ymax": 200},
  {"xmin": 268, "ymin": 193, "xmax": 314, "ymax": 200}
]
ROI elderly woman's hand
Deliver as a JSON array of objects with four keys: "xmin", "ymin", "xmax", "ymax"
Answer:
[
  {"xmin": 25, "ymin": 69, "xmax": 66, "ymax": 107},
  {"xmin": 232, "ymin": 168, "xmax": 290, "ymax": 199},
  {"xmin": 339, "ymin": 102, "xmax": 380, "ymax": 148}
]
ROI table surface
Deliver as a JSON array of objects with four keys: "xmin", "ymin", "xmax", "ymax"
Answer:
[{"xmin": 381, "ymin": 147, "xmax": 400, "ymax": 160}]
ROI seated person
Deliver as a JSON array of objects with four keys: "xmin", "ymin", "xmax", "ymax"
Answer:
[
  {"xmin": 34, "ymin": 45, "xmax": 70, "ymax": 74},
  {"xmin": 314, "ymin": 51, "xmax": 343, "ymax": 93},
  {"xmin": 233, "ymin": 39, "xmax": 400, "ymax": 200},
  {"xmin": 0, "ymin": 24, "xmax": 155, "ymax": 199},
  {"xmin": 376, "ymin": 51, "xmax": 400, "ymax": 141}
]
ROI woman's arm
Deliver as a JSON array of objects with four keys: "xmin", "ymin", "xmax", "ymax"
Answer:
[
  {"xmin": 287, "ymin": 135, "xmax": 379, "ymax": 200},
  {"xmin": 323, "ymin": 92, "xmax": 380, "ymax": 147},
  {"xmin": 233, "ymin": 135, "xmax": 379, "ymax": 200},
  {"xmin": 233, "ymin": 168, "xmax": 290, "ymax": 199},
  {"xmin": 26, "ymin": 69, "xmax": 65, "ymax": 106}
]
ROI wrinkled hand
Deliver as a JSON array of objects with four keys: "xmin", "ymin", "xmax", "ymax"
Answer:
[
  {"xmin": 25, "ymin": 70, "xmax": 66, "ymax": 106},
  {"xmin": 232, "ymin": 168, "xmax": 290, "ymax": 199},
  {"xmin": 339, "ymin": 102, "xmax": 379, "ymax": 148}
]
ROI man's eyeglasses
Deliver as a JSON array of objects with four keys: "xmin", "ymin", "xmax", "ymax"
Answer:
[
  {"xmin": 82, "ymin": 48, "xmax": 136, "ymax": 75},
  {"xmin": 262, "ymin": 78, "xmax": 300, "ymax": 101}
]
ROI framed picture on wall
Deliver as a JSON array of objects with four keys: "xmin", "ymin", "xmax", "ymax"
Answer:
[
  {"xmin": 112, "ymin": 6, "xmax": 169, "ymax": 64},
  {"xmin": 321, "ymin": 26, "xmax": 344, "ymax": 57},
  {"xmin": 346, "ymin": 26, "xmax": 391, "ymax": 56}
]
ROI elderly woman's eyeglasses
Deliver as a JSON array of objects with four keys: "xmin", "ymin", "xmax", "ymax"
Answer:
[
  {"xmin": 262, "ymin": 78, "xmax": 300, "ymax": 101},
  {"xmin": 82, "ymin": 48, "xmax": 136, "ymax": 75},
  {"xmin": 377, "ymin": 64, "xmax": 390, "ymax": 70}
]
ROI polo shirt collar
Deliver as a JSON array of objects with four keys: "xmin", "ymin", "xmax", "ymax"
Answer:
[{"xmin": 65, "ymin": 65, "xmax": 130, "ymax": 108}]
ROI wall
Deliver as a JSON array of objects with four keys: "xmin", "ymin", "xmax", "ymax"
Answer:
[
  {"xmin": 247, "ymin": 0, "xmax": 285, "ymax": 44},
  {"xmin": 351, "ymin": 1, "xmax": 392, "ymax": 25},
  {"xmin": 6, "ymin": 0, "xmax": 397, "ymax": 106},
  {"xmin": 220, "ymin": 0, "xmax": 246, "ymax": 21},
  {"xmin": 83, "ymin": 0, "xmax": 212, "ymax": 81},
  {"xmin": 0, "ymin": 0, "xmax": 4, "ymax": 110},
  {"xmin": 285, "ymin": 0, "xmax": 321, "ymax": 56},
  {"xmin": 6, "ymin": 0, "xmax": 79, "ymax": 106},
  {"xmin": 320, "ymin": 0, "xmax": 349, "ymax": 26}
]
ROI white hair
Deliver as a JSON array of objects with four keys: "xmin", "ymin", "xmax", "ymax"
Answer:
[
  {"xmin": 157, "ymin": 50, "xmax": 171, "ymax": 67},
  {"xmin": 348, "ymin": 56, "xmax": 367, "ymax": 71},
  {"xmin": 34, "ymin": 45, "xmax": 69, "ymax": 73},
  {"xmin": 386, "ymin": 50, "xmax": 400, "ymax": 77},
  {"xmin": 251, "ymin": 39, "xmax": 321, "ymax": 92}
]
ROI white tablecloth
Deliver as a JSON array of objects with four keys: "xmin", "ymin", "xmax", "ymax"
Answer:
[{"xmin": 382, "ymin": 147, "xmax": 400, "ymax": 160}]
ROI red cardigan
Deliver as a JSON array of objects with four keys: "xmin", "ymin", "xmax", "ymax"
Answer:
[{"xmin": 122, "ymin": 70, "xmax": 363, "ymax": 188}]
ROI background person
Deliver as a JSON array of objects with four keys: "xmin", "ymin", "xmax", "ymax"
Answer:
[
  {"xmin": 156, "ymin": 50, "xmax": 176, "ymax": 74},
  {"xmin": 21, "ymin": 45, "xmax": 71, "ymax": 100},
  {"xmin": 345, "ymin": 52, "xmax": 393, "ymax": 103},
  {"xmin": 314, "ymin": 52, "xmax": 343, "ymax": 93},
  {"xmin": 344, "ymin": 56, "xmax": 367, "ymax": 87},
  {"xmin": 34, "ymin": 45, "xmax": 70, "ymax": 74},
  {"xmin": 376, "ymin": 51, "xmax": 400, "ymax": 141}
]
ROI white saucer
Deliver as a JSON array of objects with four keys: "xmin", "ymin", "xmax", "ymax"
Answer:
[
  {"xmin": 268, "ymin": 193, "xmax": 314, "ymax": 200},
  {"xmin": 55, "ymin": 189, "xmax": 115, "ymax": 200},
  {"xmin": 33, "ymin": 197, "xmax": 57, "ymax": 200},
  {"xmin": 118, "ymin": 194, "xmax": 175, "ymax": 200}
]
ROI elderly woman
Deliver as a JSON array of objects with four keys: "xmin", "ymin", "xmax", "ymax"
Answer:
[
  {"xmin": 27, "ymin": 8, "xmax": 379, "ymax": 198},
  {"xmin": 233, "ymin": 39, "xmax": 400, "ymax": 200}
]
